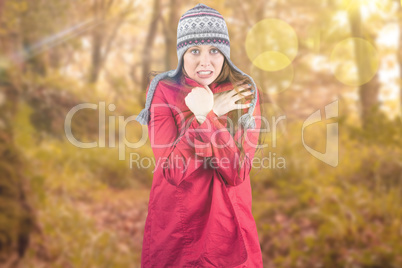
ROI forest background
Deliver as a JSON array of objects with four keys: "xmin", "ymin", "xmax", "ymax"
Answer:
[{"xmin": 0, "ymin": 0, "xmax": 401, "ymax": 267}]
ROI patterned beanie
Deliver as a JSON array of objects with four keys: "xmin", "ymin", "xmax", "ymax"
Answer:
[{"xmin": 135, "ymin": 3, "xmax": 258, "ymax": 129}]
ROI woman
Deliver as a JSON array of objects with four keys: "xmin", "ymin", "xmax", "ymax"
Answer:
[{"xmin": 136, "ymin": 4, "xmax": 264, "ymax": 267}]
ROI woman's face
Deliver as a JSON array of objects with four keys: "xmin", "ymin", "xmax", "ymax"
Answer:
[{"xmin": 183, "ymin": 45, "xmax": 225, "ymax": 86}]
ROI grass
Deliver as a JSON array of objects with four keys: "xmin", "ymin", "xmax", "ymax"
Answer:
[{"xmin": 11, "ymin": 100, "xmax": 402, "ymax": 267}]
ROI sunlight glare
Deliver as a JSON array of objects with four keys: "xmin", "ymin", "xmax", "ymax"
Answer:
[
  {"xmin": 359, "ymin": 0, "xmax": 383, "ymax": 18},
  {"xmin": 341, "ymin": 0, "xmax": 383, "ymax": 13}
]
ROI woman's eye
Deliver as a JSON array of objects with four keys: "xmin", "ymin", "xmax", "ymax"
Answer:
[
  {"xmin": 211, "ymin": 49, "xmax": 219, "ymax": 54},
  {"xmin": 191, "ymin": 49, "xmax": 199, "ymax": 54}
]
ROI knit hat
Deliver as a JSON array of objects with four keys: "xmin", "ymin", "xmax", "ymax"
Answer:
[{"xmin": 135, "ymin": 3, "xmax": 258, "ymax": 129}]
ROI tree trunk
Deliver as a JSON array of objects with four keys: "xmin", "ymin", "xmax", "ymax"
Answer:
[
  {"xmin": 141, "ymin": 0, "xmax": 161, "ymax": 92},
  {"xmin": 0, "ymin": 70, "xmax": 38, "ymax": 268},
  {"xmin": 20, "ymin": 1, "xmax": 47, "ymax": 76},
  {"xmin": 89, "ymin": 25, "xmax": 103, "ymax": 83},
  {"xmin": 89, "ymin": 0, "xmax": 104, "ymax": 83},
  {"xmin": 164, "ymin": 0, "xmax": 181, "ymax": 71},
  {"xmin": 348, "ymin": 5, "xmax": 380, "ymax": 129},
  {"xmin": 397, "ymin": 2, "xmax": 402, "ymax": 117},
  {"xmin": 88, "ymin": 0, "xmax": 131, "ymax": 84},
  {"xmin": 255, "ymin": 0, "xmax": 267, "ymax": 91}
]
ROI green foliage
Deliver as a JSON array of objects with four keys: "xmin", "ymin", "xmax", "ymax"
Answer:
[
  {"xmin": 253, "ymin": 118, "xmax": 402, "ymax": 268},
  {"xmin": 12, "ymin": 100, "xmax": 147, "ymax": 267},
  {"xmin": 22, "ymin": 195, "xmax": 137, "ymax": 268},
  {"xmin": 348, "ymin": 112, "xmax": 402, "ymax": 147}
]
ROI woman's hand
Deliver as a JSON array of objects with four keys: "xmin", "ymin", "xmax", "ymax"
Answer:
[
  {"xmin": 184, "ymin": 85, "xmax": 214, "ymax": 124},
  {"xmin": 212, "ymin": 83, "xmax": 254, "ymax": 117}
]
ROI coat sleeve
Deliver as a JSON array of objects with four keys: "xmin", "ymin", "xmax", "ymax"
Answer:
[
  {"xmin": 148, "ymin": 83, "xmax": 211, "ymax": 187},
  {"xmin": 190, "ymin": 89, "xmax": 262, "ymax": 187}
]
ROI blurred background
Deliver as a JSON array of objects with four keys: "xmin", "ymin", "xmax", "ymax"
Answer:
[{"xmin": 0, "ymin": 0, "xmax": 401, "ymax": 267}]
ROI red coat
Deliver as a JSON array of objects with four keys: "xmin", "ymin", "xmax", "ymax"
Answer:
[{"xmin": 141, "ymin": 75, "xmax": 263, "ymax": 267}]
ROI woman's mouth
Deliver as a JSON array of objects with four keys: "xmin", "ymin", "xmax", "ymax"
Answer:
[{"xmin": 197, "ymin": 71, "xmax": 213, "ymax": 78}]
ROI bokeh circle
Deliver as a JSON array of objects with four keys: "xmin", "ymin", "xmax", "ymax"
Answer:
[
  {"xmin": 330, "ymin": 38, "xmax": 379, "ymax": 86},
  {"xmin": 245, "ymin": 19, "xmax": 298, "ymax": 71}
]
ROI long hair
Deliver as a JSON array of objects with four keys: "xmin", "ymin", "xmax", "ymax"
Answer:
[{"xmin": 148, "ymin": 55, "xmax": 266, "ymax": 175}]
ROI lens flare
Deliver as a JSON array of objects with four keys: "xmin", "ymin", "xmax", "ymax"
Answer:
[
  {"xmin": 14, "ymin": 19, "xmax": 95, "ymax": 62},
  {"xmin": 330, "ymin": 38, "xmax": 379, "ymax": 86},
  {"xmin": 245, "ymin": 19, "xmax": 298, "ymax": 72}
]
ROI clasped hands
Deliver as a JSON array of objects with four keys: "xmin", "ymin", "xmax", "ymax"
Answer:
[{"xmin": 184, "ymin": 83, "xmax": 255, "ymax": 124}]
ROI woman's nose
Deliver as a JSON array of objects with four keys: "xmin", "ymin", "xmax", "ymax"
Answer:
[{"xmin": 200, "ymin": 53, "xmax": 211, "ymax": 67}]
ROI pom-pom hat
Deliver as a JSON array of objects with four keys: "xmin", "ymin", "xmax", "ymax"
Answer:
[{"xmin": 135, "ymin": 3, "xmax": 258, "ymax": 129}]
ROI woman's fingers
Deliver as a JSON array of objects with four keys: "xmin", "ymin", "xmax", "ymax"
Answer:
[
  {"xmin": 230, "ymin": 83, "xmax": 252, "ymax": 97},
  {"xmin": 236, "ymin": 103, "xmax": 253, "ymax": 110},
  {"xmin": 212, "ymin": 83, "xmax": 255, "ymax": 115},
  {"xmin": 233, "ymin": 90, "xmax": 254, "ymax": 102}
]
